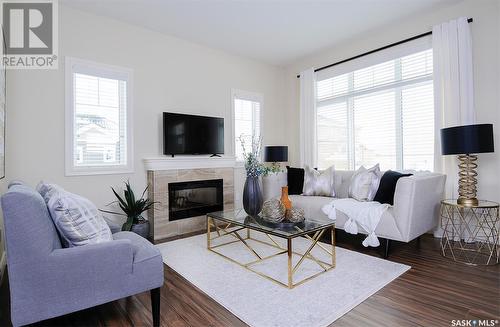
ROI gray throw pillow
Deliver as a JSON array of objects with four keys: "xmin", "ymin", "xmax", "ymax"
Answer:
[
  {"xmin": 348, "ymin": 164, "xmax": 382, "ymax": 201},
  {"xmin": 37, "ymin": 182, "xmax": 113, "ymax": 247},
  {"xmin": 302, "ymin": 165, "xmax": 335, "ymax": 197}
]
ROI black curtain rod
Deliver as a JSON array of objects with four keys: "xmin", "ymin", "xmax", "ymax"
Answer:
[{"xmin": 296, "ymin": 18, "xmax": 473, "ymax": 78}]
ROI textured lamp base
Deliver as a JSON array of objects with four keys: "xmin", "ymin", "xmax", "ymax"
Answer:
[
  {"xmin": 457, "ymin": 154, "xmax": 478, "ymax": 207},
  {"xmin": 457, "ymin": 197, "xmax": 479, "ymax": 206}
]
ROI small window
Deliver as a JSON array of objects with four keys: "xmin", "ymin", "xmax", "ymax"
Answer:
[
  {"xmin": 232, "ymin": 90, "xmax": 263, "ymax": 161},
  {"xmin": 65, "ymin": 57, "xmax": 133, "ymax": 175}
]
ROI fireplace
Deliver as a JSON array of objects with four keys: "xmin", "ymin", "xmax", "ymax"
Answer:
[
  {"xmin": 147, "ymin": 165, "xmax": 234, "ymax": 240},
  {"xmin": 168, "ymin": 179, "xmax": 223, "ymax": 221}
]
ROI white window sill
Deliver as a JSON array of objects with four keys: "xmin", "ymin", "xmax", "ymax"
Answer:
[{"xmin": 65, "ymin": 166, "xmax": 134, "ymax": 177}]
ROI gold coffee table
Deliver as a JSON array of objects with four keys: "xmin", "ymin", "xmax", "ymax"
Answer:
[{"xmin": 206, "ymin": 210, "xmax": 336, "ymax": 289}]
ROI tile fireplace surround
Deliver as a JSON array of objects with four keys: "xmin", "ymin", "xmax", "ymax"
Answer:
[{"xmin": 145, "ymin": 157, "xmax": 235, "ymax": 241}]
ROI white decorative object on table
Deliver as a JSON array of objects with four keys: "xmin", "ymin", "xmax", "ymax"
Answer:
[
  {"xmin": 288, "ymin": 207, "xmax": 306, "ymax": 223},
  {"xmin": 261, "ymin": 198, "xmax": 286, "ymax": 222}
]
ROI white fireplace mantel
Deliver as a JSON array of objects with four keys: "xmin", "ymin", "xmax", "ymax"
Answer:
[{"xmin": 143, "ymin": 156, "xmax": 238, "ymax": 171}]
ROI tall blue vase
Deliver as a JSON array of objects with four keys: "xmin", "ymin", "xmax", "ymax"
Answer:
[{"xmin": 243, "ymin": 176, "xmax": 263, "ymax": 217}]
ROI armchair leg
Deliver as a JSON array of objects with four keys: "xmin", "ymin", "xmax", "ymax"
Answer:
[
  {"xmin": 384, "ymin": 239, "xmax": 391, "ymax": 259},
  {"xmin": 151, "ymin": 287, "xmax": 160, "ymax": 327}
]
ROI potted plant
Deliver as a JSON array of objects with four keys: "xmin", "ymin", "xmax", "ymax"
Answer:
[{"xmin": 101, "ymin": 181, "xmax": 156, "ymax": 239}]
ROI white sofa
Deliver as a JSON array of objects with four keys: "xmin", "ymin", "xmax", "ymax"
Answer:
[{"xmin": 263, "ymin": 170, "xmax": 446, "ymax": 254}]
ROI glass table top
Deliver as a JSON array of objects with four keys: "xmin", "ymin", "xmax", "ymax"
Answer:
[
  {"xmin": 441, "ymin": 199, "xmax": 499, "ymax": 208},
  {"xmin": 207, "ymin": 209, "xmax": 335, "ymax": 239}
]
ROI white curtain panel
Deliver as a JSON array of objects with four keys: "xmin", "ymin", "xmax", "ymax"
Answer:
[
  {"xmin": 432, "ymin": 17, "xmax": 475, "ymax": 239},
  {"xmin": 299, "ymin": 68, "xmax": 317, "ymax": 168},
  {"xmin": 433, "ymin": 17, "xmax": 476, "ymax": 199}
]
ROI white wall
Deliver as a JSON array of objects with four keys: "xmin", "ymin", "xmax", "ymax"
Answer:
[
  {"xmin": 1, "ymin": 5, "xmax": 287, "ymax": 218},
  {"xmin": 284, "ymin": 0, "xmax": 500, "ymax": 203}
]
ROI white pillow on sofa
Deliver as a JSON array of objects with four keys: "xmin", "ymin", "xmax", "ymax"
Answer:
[
  {"xmin": 348, "ymin": 164, "xmax": 382, "ymax": 201},
  {"xmin": 37, "ymin": 182, "xmax": 113, "ymax": 247},
  {"xmin": 302, "ymin": 165, "xmax": 336, "ymax": 197}
]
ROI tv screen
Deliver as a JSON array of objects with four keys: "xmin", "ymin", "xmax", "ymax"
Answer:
[{"xmin": 163, "ymin": 112, "xmax": 224, "ymax": 156}]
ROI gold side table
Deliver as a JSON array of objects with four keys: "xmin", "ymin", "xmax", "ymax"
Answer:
[{"xmin": 440, "ymin": 199, "xmax": 499, "ymax": 265}]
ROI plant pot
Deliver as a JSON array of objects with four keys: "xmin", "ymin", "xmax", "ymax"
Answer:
[
  {"xmin": 243, "ymin": 176, "xmax": 263, "ymax": 217},
  {"xmin": 131, "ymin": 220, "xmax": 150, "ymax": 239}
]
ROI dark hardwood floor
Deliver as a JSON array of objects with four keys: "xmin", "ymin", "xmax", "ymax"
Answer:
[{"xmin": 0, "ymin": 233, "xmax": 498, "ymax": 327}]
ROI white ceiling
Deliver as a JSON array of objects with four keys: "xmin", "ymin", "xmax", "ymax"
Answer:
[{"xmin": 61, "ymin": 0, "xmax": 461, "ymax": 66}]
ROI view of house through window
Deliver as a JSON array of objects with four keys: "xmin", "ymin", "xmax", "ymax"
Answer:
[
  {"xmin": 233, "ymin": 91, "xmax": 262, "ymax": 161},
  {"xmin": 73, "ymin": 73, "xmax": 127, "ymax": 167},
  {"xmin": 316, "ymin": 48, "xmax": 434, "ymax": 171},
  {"xmin": 66, "ymin": 58, "xmax": 132, "ymax": 175}
]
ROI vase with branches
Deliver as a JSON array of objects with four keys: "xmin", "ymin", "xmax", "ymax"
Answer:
[{"xmin": 239, "ymin": 135, "xmax": 274, "ymax": 216}]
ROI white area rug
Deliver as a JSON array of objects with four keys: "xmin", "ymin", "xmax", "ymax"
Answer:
[{"xmin": 156, "ymin": 231, "xmax": 410, "ymax": 327}]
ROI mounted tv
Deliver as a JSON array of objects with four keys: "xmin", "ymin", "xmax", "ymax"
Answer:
[{"xmin": 163, "ymin": 112, "xmax": 224, "ymax": 156}]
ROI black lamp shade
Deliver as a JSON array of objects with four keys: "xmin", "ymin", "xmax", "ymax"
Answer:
[
  {"xmin": 441, "ymin": 124, "xmax": 494, "ymax": 155},
  {"xmin": 264, "ymin": 146, "xmax": 288, "ymax": 162}
]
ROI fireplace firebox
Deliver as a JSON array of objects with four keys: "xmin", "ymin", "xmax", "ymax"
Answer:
[{"xmin": 168, "ymin": 179, "xmax": 223, "ymax": 221}]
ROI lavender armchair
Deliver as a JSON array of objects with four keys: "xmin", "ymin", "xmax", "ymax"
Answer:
[{"xmin": 1, "ymin": 182, "xmax": 164, "ymax": 326}]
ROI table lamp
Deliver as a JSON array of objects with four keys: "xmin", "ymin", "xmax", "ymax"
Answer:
[
  {"xmin": 264, "ymin": 146, "xmax": 288, "ymax": 166},
  {"xmin": 441, "ymin": 124, "xmax": 494, "ymax": 206},
  {"xmin": 264, "ymin": 146, "xmax": 290, "ymax": 212}
]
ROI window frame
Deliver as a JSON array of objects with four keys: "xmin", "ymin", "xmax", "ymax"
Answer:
[
  {"xmin": 65, "ymin": 57, "xmax": 134, "ymax": 176},
  {"xmin": 315, "ymin": 42, "xmax": 434, "ymax": 171},
  {"xmin": 230, "ymin": 89, "xmax": 264, "ymax": 163}
]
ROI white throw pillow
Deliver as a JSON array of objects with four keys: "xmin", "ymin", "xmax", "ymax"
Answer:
[
  {"xmin": 302, "ymin": 165, "xmax": 336, "ymax": 197},
  {"xmin": 348, "ymin": 164, "xmax": 382, "ymax": 201},
  {"xmin": 37, "ymin": 182, "xmax": 113, "ymax": 247}
]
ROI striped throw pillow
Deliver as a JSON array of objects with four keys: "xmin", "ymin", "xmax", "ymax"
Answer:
[{"xmin": 37, "ymin": 182, "xmax": 113, "ymax": 247}]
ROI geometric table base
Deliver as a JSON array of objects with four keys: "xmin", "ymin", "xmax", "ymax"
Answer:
[
  {"xmin": 206, "ymin": 216, "xmax": 336, "ymax": 288},
  {"xmin": 440, "ymin": 200, "xmax": 499, "ymax": 266}
]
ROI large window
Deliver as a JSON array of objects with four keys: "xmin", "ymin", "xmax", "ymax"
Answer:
[
  {"xmin": 316, "ymin": 45, "xmax": 434, "ymax": 171},
  {"xmin": 232, "ymin": 89, "xmax": 262, "ymax": 161},
  {"xmin": 65, "ymin": 57, "xmax": 133, "ymax": 175}
]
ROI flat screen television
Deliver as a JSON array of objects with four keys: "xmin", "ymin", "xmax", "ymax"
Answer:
[{"xmin": 163, "ymin": 112, "xmax": 224, "ymax": 156}]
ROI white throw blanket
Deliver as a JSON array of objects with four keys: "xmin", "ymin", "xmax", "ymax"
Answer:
[{"xmin": 322, "ymin": 198, "xmax": 390, "ymax": 247}]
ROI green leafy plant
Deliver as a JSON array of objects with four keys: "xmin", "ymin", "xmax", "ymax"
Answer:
[
  {"xmin": 266, "ymin": 162, "xmax": 283, "ymax": 175},
  {"xmin": 239, "ymin": 134, "xmax": 283, "ymax": 177},
  {"xmin": 102, "ymin": 181, "xmax": 156, "ymax": 232}
]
